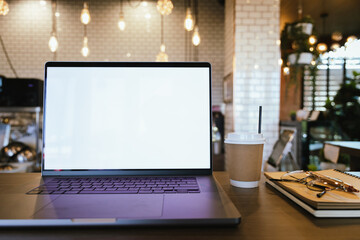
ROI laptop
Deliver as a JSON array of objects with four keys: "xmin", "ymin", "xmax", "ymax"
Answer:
[{"xmin": 0, "ymin": 62, "xmax": 241, "ymax": 226}]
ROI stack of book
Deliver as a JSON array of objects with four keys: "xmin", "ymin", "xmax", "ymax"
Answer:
[{"xmin": 264, "ymin": 169, "xmax": 360, "ymax": 217}]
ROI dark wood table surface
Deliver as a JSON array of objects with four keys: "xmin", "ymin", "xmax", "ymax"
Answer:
[{"xmin": 1, "ymin": 172, "xmax": 360, "ymax": 240}]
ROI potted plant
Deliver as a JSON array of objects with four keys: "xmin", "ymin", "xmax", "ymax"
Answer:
[
  {"xmin": 325, "ymin": 71, "xmax": 360, "ymax": 140},
  {"xmin": 282, "ymin": 15, "xmax": 317, "ymax": 66},
  {"xmin": 289, "ymin": 110, "xmax": 296, "ymax": 121},
  {"xmin": 281, "ymin": 15, "xmax": 319, "ymax": 97},
  {"xmin": 294, "ymin": 15, "xmax": 314, "ymax": 35}
]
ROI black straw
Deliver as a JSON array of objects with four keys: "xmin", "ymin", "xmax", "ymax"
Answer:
[{"xmin": 258, "ymin": 106, "xmax": 262, "ymax": 134}]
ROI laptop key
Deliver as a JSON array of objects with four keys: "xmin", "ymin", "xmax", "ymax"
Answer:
[
  {"xmin": 175, "ymin": 189, "xmax": 189, "ymax": 193},
  {"xmin": 52, "ymin": 191, "xmax": 65, "ymax": 194},
  {"xmin": 80, "ymin": 190, "xmax": 139, "ymax": 194},
  {"xmin": 153, "ymin": 190, "xmax": 165, "ymax": 194},
  {"xmin": 174, "ymin": 187, "xmax": 199, "ymax": 190},
  {"xmin": 39, "ymin": 191, "xmax": 54, "ymax": 194},
  {"xmin": 64, "ymin": 191, "xmax": 80, "ymax": 194},
  {"xmin": 164, "ymin": 191, "xmax": 177, "ymax": 194},
  {"xmin": 138, "ymin": 190, "xmax": 152, "ymax": 194}
]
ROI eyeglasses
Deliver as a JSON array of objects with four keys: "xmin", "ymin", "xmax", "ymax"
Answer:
[{"xmin": 279, "ymin": 170, "xmax": 359, "ymax": 198}]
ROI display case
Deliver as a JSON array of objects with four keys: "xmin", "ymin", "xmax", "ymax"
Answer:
[{"xmin": 0, "ymin": 107, "xmax": 42, "ymax": 172}]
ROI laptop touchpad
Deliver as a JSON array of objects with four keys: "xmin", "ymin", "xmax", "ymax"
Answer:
[{"xmin": 34, "ymin": 195, "xmax": 163, "ymax": 219}]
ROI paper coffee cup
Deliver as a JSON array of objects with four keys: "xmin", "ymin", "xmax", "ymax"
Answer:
[{"xmin": 225, "ymin": 132, "xmax": 265, "ymax": 188}]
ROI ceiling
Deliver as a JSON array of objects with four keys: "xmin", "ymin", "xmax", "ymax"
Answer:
[{"xmin": 281, "ymin": 0, "xmax": 360, "ymax": 36}]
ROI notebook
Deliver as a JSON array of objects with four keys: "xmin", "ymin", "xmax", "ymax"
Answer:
[{"xmin": 265, "ymin": 170, "xmax": 360, "ymax": 217}]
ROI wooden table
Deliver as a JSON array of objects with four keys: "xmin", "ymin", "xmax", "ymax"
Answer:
[
  {"xmin": 326, "ymin": 141, "xmax": 360, "ymax": 170},
  {"xmin": 1, "ymin": 172, "xmax": 360, "ymax": 240}
]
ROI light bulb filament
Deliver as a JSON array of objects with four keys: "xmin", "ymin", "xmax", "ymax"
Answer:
[
  {"xmin": 48, "ymin": 34, "xmax": 59, "ymax": 53},
  {"xmin": 118, "ymin": 15, "xmax": 126, "ymax": 31},
  {"xmin": 81, "ymin": 2, "xmax": 91, "ymax": 25},
  {"xmin": 192, "ymin": 26, "xmax": 201, "ymax": 46},
  {"xmin": 184, "ymin": 8, "xmax": 194, "ymax": 31}
]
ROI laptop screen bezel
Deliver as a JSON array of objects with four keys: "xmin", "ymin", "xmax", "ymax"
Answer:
[{"xmin": 42, "ymin": 62, "xmax": 212, "ymax": 176}]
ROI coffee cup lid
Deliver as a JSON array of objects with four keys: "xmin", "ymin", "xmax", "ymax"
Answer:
[{"xmin": 224, "ymin": 132, "xmax": 265, "ymax": 144}]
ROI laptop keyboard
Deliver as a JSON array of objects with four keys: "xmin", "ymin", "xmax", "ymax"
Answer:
[{"xmin": 27, "ymin": 176, "xmax": 200, "ymax": 195}]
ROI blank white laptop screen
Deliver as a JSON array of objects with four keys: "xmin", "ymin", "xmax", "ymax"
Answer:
[{"xmin": 44, "ymin": 66, "xmax": 211, "ymax": 170}]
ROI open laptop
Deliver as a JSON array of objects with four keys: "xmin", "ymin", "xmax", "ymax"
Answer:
[{"xmin": 0, "ymin": 62, "xmax": 241, "ymax": 226}]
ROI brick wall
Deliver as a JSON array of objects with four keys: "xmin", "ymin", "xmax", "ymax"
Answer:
[
  {"xmin": 0, "ymin": 0, "xmax": 224, "ymax": 105},
  {"xmin": 226, "ymin": 0, "xmax": 281, "ymax": 163}
]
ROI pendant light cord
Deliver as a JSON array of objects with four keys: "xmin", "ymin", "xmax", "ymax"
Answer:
[
  {"xmin": 51, "ymin": 0, "xmax": 57, "ymax": 34},
  {"xmin": 161, "ymin": 15, "xmax": 164, "ymax": 45},
  {"xmin": 51, "ymin": 0, "xmax": 57, "ymax": 61},
  {"xmin": 194, "ymin": 0, "xmax": 198, "ymax": 26},
  {"xmin": 0, "ymin": 35, "xmax": 19, "ymax": 78},
  {"xmin": 120, "ymin": 0, "xmax": 123, "ymax": 15}
]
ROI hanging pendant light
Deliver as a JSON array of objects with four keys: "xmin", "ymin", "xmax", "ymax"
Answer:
[
  {"xmin": 192, "ymin": 0, "xmax": 200, "ymax": 46},
  {"xmin": 156, "ymin": 44, "xmax": 168, "ymax": 62},
  {"xmin": 192, "ymin": 25, "xmax": 200, "ymax": 46},
  {"xmin": 308, "ymin": 35, "xmax": 317, "ymax": 45},
  {"xmin": 184, "ymin": 7, "xmax": 194, "ymax": 31},
  {"xmin": 118, "ymin": 15, "xmax": 126, "ymax": 31},
  {"xmin": 118, "ymin": 0, "xmax": 126, "ymax": 31},
  {"xmin": 81, "ymin": 36, "xmax": 89, "ymax": 57},
  {"xmin": 157, "ymin": 0, "xmax": 173, "ymax": 16},
  {"xmin": 49, "ymin": 34, "xmax": 59, "ymax": 53},
  {"xmin": 347, "ymin": 35, "xmax": 357, "ymax": 43},
  {"xmin": 49, "ymin": 0, "xmax": 58, "ymax": 54},
  {"xmin": 156, "ymin": 16, "xmax": 168, "ymax": 62},
  {"xmin": 316, "ymin": 43, "xmax": 327, "ymax": 53},
  {"xmin": 80, "ymin": 2, "xmax": 91, "ymax": 25},
  {"xmin": 0, "ymin": 0, "xmax": 9, "ymax": 15}
]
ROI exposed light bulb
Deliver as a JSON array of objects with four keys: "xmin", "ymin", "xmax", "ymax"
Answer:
[
  {"xmin": 0, "ymin": 0, "xmax": 9, "ymax": 16},
  {"xmin": 157, "ymin": 0, "xmax": 173, "ymax": 16},
  {"xmin": 81, "ymin": 37, "xmax": 89, "ymax": 57},
  {"xmin": 283, "ymin": 67, "xmax": 290, "ymax": 75},
  {"xmin": 80, "ymin": 2, "xmax": 91, "ymax": 25},
  {"xmin": 347, "ymin": 35, "xmax": 357, "ymax": 43},
  {"xmin": 316, "ymin": 43, "xmax": 328, "ymax": 52},
  {"xmin": 160, "ymin": 44, "xmax": 166, "ymax": 52},
  {"xmin": 309, "ymin": 35, "xmax": 317, "ymax": 45},
  {"xmin": 48, "ymin": 34, "xmax": 58, "ymax": 53},
  {"xmin": 156, "ymin": 44, "xmax": 168, "ymax": 62},
  {"xmin": 278, "ymin": 59, "xmax": 283, "ymax": 66},
  {"xmin": 118, "ymin": 15, "xmax": 126, "ymax": 31},
  {"xmin": 331, "ymin": 43, "xmax": 340, "ymax": 50},
  {"xmin": 331, "ymin": 31, "xmax": 342, "ymax": 41},
  {"xmin": 55, "ymin": 12, "xmax": 60, "ymax": 17},
  {"xmin": 309, "ymin": 47, "xmax": 314, "ymax": 52},
  {"xmin": 192, "ymin": 26, "xmax": 201, "ymax": 46},
  {"xmin": 184, "ymin": 8, "xmax": 194, "ymax": 31},
  {"xmin": 311, "ymin": 60, "xmax": 316, "ymax": 65}
]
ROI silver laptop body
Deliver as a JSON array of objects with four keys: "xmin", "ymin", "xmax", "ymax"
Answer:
[{"xmin": 0, "ymin": 62, "xmax": 241, "ymax": 226}]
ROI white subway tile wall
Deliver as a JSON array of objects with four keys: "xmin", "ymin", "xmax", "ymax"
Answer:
[
  {"xmin": 229, "ymin": 0, "xmax": 281, "ymax": 162},
  {"xmin": 0, "ymin": 0, "xmax": 224, "ymax": 105}
]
